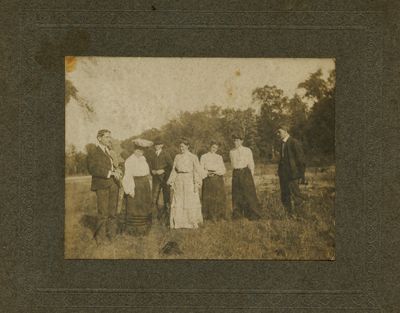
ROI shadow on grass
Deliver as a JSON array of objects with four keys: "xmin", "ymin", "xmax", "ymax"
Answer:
[{"xmin": 79, "ymin": 214, "xmax": 98, "ymax": 235}]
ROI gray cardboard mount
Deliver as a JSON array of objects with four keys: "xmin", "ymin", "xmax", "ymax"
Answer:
[{"xmin": 1, "ymin": 1, "xmax": 399, "ymax": 312}]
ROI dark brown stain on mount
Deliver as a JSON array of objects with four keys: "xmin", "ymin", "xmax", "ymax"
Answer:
[{"xmin": 35, "ymin": 30, "xmax": 91, "ymax": 72}]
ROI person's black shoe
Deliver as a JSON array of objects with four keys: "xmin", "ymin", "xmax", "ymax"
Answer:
[
  {"xmin": 232, "ymin": 210, "xmax": 243, "ymax": 220},
  {"xmin": 247, "ymin": 214, "xmax": 261, "ymax": 221},
  {"xmin": 286, "ymin": 209, "xmax": 295, "ymax": 219}
]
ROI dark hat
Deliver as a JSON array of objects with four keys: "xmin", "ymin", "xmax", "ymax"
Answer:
[
  {"xmin": 275, "ymin": 123, "xmax": 290, "ymax": 132},
  {"xmin": 154, "ymin": 137, "xmax": 164, "ymax": 145}
]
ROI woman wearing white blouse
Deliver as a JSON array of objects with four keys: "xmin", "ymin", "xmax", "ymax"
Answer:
[
  {"xmin": 200, "ymin": 141, "xmax": 228, "ymax": 220},
  {"xmin": 122, "ymin": 142, "xmax": 153, "ymax": 236},
  {"xmin": 229, "ymin": 133, "xmax": 261, "ymax": 220},
  {"xmin": 167, "ymin": 138, "xmax": 206, "ymax": 229}
]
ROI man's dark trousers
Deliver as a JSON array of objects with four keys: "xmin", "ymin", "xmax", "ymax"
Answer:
[
  {"xmin": 87, "ymin": 145, "xmax": 120, "ymax": 241},
  {"xmin": 95, "ymin": 181, "xmax": 119, "ymax": 240},
  {"xmin": 152, "ymin": 173, "xmax": 170, "ymax": 220},
  {"xmin": 279, "ymin": 172, "xmax": 304, "ymax": 213},
  {"xmin": 149, "ymin": 149, "xmax": 173, "ymax": 224},
  {"xmin": 278, "ymin": 137, "xmax": 306, "ymax": 215}
]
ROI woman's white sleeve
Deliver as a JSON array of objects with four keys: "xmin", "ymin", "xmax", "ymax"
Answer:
[
  {"xmin": 122, "ymin": 159, "xmax": 135, "ymax": 195},
  {"xmin": 216, "ymin": 155, "xmax": 226, "ymax": 176},
  {"xmin": 248, "ymin": 149, "xmax": 255, "ymax": 176}
]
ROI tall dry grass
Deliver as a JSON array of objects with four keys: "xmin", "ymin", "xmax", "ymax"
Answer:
[{"xmin": 65, "ymin": 164, "xmax": 335, "ymax": 260}]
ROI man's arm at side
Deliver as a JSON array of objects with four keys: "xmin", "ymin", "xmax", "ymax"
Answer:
[
  {"xmin": 293, "ymin": 139, "xmax": 306, "ymax": 178},
  {"xmin": 165, "ymin": 151, "xmax": 174, "ymax": 169}
]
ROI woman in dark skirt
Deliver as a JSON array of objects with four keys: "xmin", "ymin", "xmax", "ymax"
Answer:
[
  {"xmin": 200, "ymin": 141, "xmax": 228, "ymax": 220},
  {"xmin": 229, "ymin": 134, "xmax": 261, "ymax": 220},
  {"xmin": 122, "ymin": 140, "xmax": 153, "ymax": 236}
]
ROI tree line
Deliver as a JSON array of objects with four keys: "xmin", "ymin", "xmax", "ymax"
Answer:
[{"xmin": 65, "ymin": 68, "xmax": 335, "ymax": 176}]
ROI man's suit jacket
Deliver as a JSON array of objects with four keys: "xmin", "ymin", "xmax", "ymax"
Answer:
[
  {"xmin": 278, "ymin": 137, "xmax": 306, "ymax": 180},
  {"xmin": 87, "ymin": 145, "xmax": 114, "ymax": 191},
  {"xmin": 148, "ymin": 149, "xmax": 173, "ymax": 179}
]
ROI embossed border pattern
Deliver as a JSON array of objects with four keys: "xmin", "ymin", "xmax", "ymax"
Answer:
[{"xmin": 17, "ymin": 9, "xmax": 385, "ymax": 313}]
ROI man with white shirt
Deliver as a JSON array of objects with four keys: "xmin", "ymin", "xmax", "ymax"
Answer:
[
  {"xmin": 276, "ymin": 125, "xmax": 306, "ymax": 217},
  {"xmin": 87, "ymin": 129, "xmax": 121, "ymax": 243},
  {"xmin": 229, "ymin": 133, "xmax": 261, "ymax": 220}
]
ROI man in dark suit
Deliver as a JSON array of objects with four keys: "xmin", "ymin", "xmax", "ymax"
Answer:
[
  {"xmin": 276, "ymin": 125, "xmax": 306, "ymax": 217},
  {"xmin": 148, "ymin": 138, "xmax": 173, "ymax": 225},
  {"xmin": 87, "ymin": 129, "xmax": 121, "ymax": 243}
]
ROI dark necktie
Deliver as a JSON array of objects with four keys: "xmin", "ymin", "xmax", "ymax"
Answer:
[{"xmin": 104, "ymin": 148, "xmax": 111, "ymax": 158}]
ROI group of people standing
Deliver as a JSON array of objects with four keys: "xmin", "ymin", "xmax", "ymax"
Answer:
[{"xmin": 87, "ymin": 125, "xmax": 306, "ymax": 244}]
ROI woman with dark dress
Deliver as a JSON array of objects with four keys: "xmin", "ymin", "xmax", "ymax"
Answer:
[
  {"xmin": 122, "ymin": 140, "xmax": 153, "ymax": 236},
  {"xmin": 200, "ymin": 141, "xmax": 228, "ymax": 220}
]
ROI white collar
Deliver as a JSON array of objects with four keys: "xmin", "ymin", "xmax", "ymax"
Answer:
[
  {"xmin": 237, "ymin": 145, "xmax": 247, "ymax": 151},
  {"xmin": 282, "ymin": 135, "xmax": 290, "ymax": 143},
  {"xmin": 96, "ymin": 142, "xmax": 108, "ymax": 153},
  {"xmin": 130, "ymin": 153, "xmax": 144, "ymax": 160}
]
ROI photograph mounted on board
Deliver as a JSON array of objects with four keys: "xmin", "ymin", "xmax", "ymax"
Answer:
[{"xmin": 65, "ymin": 57, "xmax": 335, "ymax": 260}]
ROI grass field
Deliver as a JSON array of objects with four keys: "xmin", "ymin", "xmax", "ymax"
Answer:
[{"xmin": 65, "ymin": 164, "xmax": 335, "ymax": 260}]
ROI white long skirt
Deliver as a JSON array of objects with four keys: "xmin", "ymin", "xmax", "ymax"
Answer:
[{"xmin": 170, "ymin": 173, "xmax": 203, "ymax": 229}]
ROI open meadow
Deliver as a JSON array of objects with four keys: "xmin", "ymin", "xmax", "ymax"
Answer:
[{"xmin": 65, "ymin": 164, "xmax": 335, "ymax": 260}]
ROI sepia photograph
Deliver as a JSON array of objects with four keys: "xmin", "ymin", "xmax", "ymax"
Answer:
[{"xmin": 65, "ymin": 57, "xmax": 335, "ymax": 260}]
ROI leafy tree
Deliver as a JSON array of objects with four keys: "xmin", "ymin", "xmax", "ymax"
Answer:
[
  {"xmin": 65, "ymin": 79, "xmax": 94, "ymax": 120},
  {"xmin": 68, "ymin": 67, "xmax": 336, "ymax": 175},
  {"xmin": 85, "ymin": 143, "xmax": 96, "ymax": 154},
  {"xmin": 252, "ymin": 85, "xmax": 289, "ymax": 160},
  {"xmin": 220, "ymin": 108, "xmax": 259, "ymax": 160},
  {"xmin": 297, "ymin": 69, "xmax": 328, "ymax": 103},
  {"xmin": 65, "ymin": 56, "xmax": 97, "ymax": 120},
  {"xmin": 160, "ymin": 107, "xmax": 227, "ymax": 158},
  {"xmin": 287, "ymin": 94, "xmax": 308, "ymax": 142},
  {"xmin": 65, "ymin": 144, "xmax": 89, "ymax": 176},
  {"xmin": 75, "ymin": 152, "xmax": 89, "ymax": 175},
  {"xmin": 298, "ymin": 69, "xmax": 335, "ymax": 163},
  {"xmin": 65, "ymin": 144, "xmax": 77, "ymax": 175}
]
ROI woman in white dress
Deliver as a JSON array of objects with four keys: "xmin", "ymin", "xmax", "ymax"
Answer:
[{"xmin": 167, "ymin": 138, "xmax": 206, "ymax": 229}]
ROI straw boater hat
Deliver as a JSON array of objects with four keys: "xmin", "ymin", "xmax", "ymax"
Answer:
[{"xmin": 132, "ymin": 138, "xmax": 153, "ymax": 150}]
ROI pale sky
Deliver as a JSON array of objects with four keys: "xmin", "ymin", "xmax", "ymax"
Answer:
[{"xmin": 66, "ymin": 57, "xmax": 335, "ymax": 151}]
